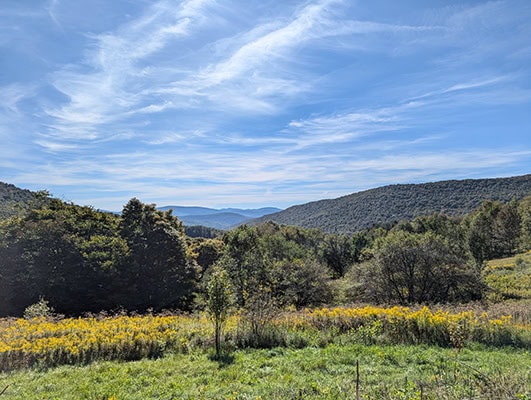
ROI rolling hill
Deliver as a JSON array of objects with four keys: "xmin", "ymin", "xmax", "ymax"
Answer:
[
  {"xmin": 252, "ymin": 174, "xmax": 531, "ymax": 234},
  {"xmin": 0, "ymin": 183, "xmax": 280, "ymax": 230},
  {"xmin": 0, "ymin": 182, "xmax": 41, "ymax": 219},
  {"xmin": 3, "ymin": 175, "xmax": 530, "ymax": 233},
  {"xmin": 158, "ymin": 206, "xmax": 281, "ymax": 229}
]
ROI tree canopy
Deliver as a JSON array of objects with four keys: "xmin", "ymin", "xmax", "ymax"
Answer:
[{"xmin": 0, "ymin": 193, "xmax": 529, "ymax": 317}]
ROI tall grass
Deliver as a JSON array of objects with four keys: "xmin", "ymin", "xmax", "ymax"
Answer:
[
  {"xmin": 0, "ymin": 305, "xmax": 529, "ymax": 372},
  {"xmin": 300, "ymin": 305, "xmax": 530, "ymax": 348},
  {"xmin": 484, "ymin": 251, "xmax": 531, "ymax": 300}
]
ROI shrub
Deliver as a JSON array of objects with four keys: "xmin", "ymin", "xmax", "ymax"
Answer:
[{"xmin": 23, "ymin": 298, "xmax": 54, "ymax": 320}]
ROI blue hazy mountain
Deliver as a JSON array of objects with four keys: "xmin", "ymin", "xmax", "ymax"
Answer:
[{"xmin": 157, "ymin": 206, "xmax": 282, "ymax": 230}]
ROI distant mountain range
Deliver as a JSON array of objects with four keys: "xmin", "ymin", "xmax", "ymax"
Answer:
[
  {"xmin": 252, "ymin": 174, "xmax": 531, "ymax": 234},
  {"xmin": 2, "ymin": 174, "xmax": 530, "ymax": 233},
  {"xmin": 157, "ymin": 206, "xmax": 282, "ymax": 230}
]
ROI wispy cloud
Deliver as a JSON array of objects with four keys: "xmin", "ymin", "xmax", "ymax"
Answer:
[
  {"xmin": 286, "ymin": 70, "xmax": 530, "ymax": 151},
  {"xmin": 12, "ymin": 145, "xmax": 530, "ymax": 210},
  {"xmin": 155, "ymin": 0, "xmax": 348, "ymax": 113},
  {"xmin": 2, "ymin": 1, "xmax": 529, "ymax": 210},
  {"xmin": 0, "ymin": 84, "xmax": 35, "ymax": 113},
  {"xmin": 45, "ymin": 0, "xmax": 215, "ymax": 139},
  {"xmin": 407, "ymin": 76, "xmax": 510, "ymax": 102},
  {"xmin": 43, "ymin": 0, "xmax": 363, "ymax": 146},
  {"xmin": 33, "ymin": 139, "xmax": 81, "ymax": 153},
  {"xmin": 286, "ymin": 108, "xmax": 406, "ymax": 149},
  {"xmin": 46, "ymin": 0, "xmax": 61, "ymax": 27}
]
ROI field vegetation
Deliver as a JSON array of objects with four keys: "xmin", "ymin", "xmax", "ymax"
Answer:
[
  {"xmin": 1, "ymin": 305, "xmax": 529, "ymax": 372},
  {"xmin": 0, "ymin": 342, "xmax": 529, "ymax": 399},
  {"xmin": 0, "ymin": 303, "xmax": 530, "ymax": 399},
  {"xmin": 0, "ymin": 184, "xmax": 530, "ymax": 398},
  {"xmin": 484, "ymin": 251, "xmax": 531, "ymax": 301}
]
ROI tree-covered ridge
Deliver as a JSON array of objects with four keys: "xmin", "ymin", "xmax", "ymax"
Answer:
[
  {"xmin": 254, "ymin": 174, "xmax": 531, "ymax": 233},
  {"xmin": 0, "ymin": 182, "xmax": 41, "ymax": 219}
]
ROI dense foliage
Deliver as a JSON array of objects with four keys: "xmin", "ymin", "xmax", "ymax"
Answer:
[
  {"xmin": 0, "ymin": 198, "xmax": 197, "ymax": 316},
  {"xmin": 0, "ymin": 186, "xmax": 530, "ymax": 317},
  {"xmin": 354, "ymin": 231, "xmax": 482, "ymax": 304},
  {"xmin": 255, "ymin": 174, "xmax": 531, "ymax": 233},
  {"xmin": 0, "ymin": 183, "xmax": 44, "ymax": 219}
]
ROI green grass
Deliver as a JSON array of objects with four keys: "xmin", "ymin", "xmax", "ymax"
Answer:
[{"xmin": 0, "ymin": 344, "xmax": 529, "ymax": 399}]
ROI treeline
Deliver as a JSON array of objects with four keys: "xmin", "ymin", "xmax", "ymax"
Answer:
[{"xmin": 0, "ymin": 194, "xmax": 530, "ymax": 317}]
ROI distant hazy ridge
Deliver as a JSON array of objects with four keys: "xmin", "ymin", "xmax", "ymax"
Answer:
[{"xmin": 2, "ymin": 175, "xmax": 530, "ymax": 233}]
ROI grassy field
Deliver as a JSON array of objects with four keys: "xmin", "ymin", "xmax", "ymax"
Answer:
[
  {"xmin": 1, "ymin": 252, "xmax": 530, "ymax": 399},
  {"xmin": 0, "ymin": 343, "xmax": 529, "ymax": 399},
  {"xmin": 484, "ymin": 251, "xmax": 531, "ymax": 300},
  {"xmin": 1, "ymin": 305, "xmax": 529, "ymax": 372},
  {"xmin": 0, "ymin": 303, "xmax": 529, "ymax": 399}
]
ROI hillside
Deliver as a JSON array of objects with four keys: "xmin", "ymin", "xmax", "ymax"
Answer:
[
  {"xmin": 0, "ymin": 183, "xmax": 280, "ymax": 230},
  {"xmin": 179, "ymin": 212, "xmax": 251, "ymax": 230},
  {"xmin": 253, "ymin": 174, "xmax": 531, "ymax": 233},
  {"xmin": 0, "ymin": 182, "xmax": 40, "ymax": 219},
  {"xmin": 158, "ymin": 205, "xmax": 282, "ymax": 230}
]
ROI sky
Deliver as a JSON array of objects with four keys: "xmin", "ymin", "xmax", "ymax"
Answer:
[{"xmin": 1, "ymin": 0, "xmax": 530, "ymax": 211}]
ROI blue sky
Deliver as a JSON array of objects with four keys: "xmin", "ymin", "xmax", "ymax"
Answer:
[{"xmin": 1, "ymin": 0, "xmax": 530, "ymax": 211}]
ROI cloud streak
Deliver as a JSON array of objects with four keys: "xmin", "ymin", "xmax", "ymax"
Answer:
[
  {"xmin": 1, "ymin": 0, "xmax": 529, "ymax": 210},
  {"xmin": 45, "ymin": 0, "xmax": 215, "ymax": 140},
  {"xmin": 11, "ymin": 145, "xmax": 530, "ymax": 210}
]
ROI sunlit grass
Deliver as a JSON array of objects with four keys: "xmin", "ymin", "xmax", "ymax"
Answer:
[
  {"xmin": 484, "ymin": 251, "xmax": 531, "ymax": 300},
  {"xmin": 0, "ymin": 344, "xmax": 529, "ymax": 399},
  {"xmin": 1, "ymin": 305, "xmax": 529, "ymax": 372}
]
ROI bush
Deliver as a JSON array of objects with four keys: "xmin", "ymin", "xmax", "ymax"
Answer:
[{"xmin": 23, "ymin": 298, "xmax": 54, "ymax": 319}]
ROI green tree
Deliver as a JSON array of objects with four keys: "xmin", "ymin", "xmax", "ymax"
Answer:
[
  {"xmin": 0, "ymin": 198, "xmax": 127, "ymax": 315},
  {"xmin": 205, "ymin": 265, "xmax": 233, "ymax": 357},
  {"xmin": 221, "ymin": 225, "xmax": 268, "ymax": 307},
  {"xmin": 272, "ymin": 258, "xmax": 332, "ymax": 307},
  {"xmin": 463, "ymin": 201, "xmax": 500, "ymax": 264},
  {"xmin": 518, "ymin": 196, "xmax": 531, "ymax": 251},
  {"xmin": 188, "ymin": 238, "xmax": 224, "ymax": 278},
  {"xmin": 120, "ymin": 198, "xmax": 197, "ymax": 311},
  {"xmin": 492, "ymin": 200, "xmax": 521, "ymax": 257},
  {"xmin": 463, "ymin": 200, "xmax": 521, "ymax": 264},
  {"xmin": 358, "ymin": 231, "xmax": 482, "ymax": 304},
  {"xmin": 320, "ymin": 234, "xmax": 355, "ymax": 277}
]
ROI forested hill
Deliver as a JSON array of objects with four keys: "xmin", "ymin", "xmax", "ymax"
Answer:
[
  {"xmin": 0, "ymin": 182, "xmax": 40, "ymax": 219},
  {"xmin": 253, "ymin": 174, "xmax": 531, "ymax": 234}
]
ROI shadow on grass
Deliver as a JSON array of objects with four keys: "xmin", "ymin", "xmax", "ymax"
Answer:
[{"xmin": 208, "ymin": 352, "xmax": 235, "ymax": 368}]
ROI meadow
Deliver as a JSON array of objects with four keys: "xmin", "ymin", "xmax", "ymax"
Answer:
[
  {"xmin": 483, "ymin": 251, "xmax": 531, "ymax": 301},
  {"xmin": 0, "ymin": 343, "xmax": 529, "ymax": 399},
  {"xmin": 0, "ymin": 304, "xmax": 530, "ymax": 399}
]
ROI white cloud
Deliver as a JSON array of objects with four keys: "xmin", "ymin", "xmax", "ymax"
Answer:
[
  {"xmin": 3, "ymin": 1, "xmax": 529, "ymax": 211},
  {"xmin": 34, "ymin": 140, "xmax": 81, "ymax": 152},
  {"xmin": 0, "ymin": 84, "xmax": 35, "ymax": 113},
  {"xmin": 12, "ymin": 146, "xmax": 530, "ymax": 210},
  {"xmin": 153, "ymin": 0, "xmax": 348, "ymax": 113},
  {"xmin": 45, "ymin": 0, "xmax": 215, "ymax": 140},
  {"xmin": 285, "ymin": 105, "xmax": 411, "ymax": 149}
]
